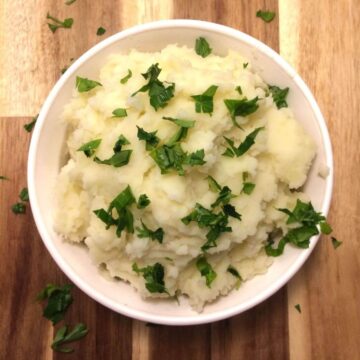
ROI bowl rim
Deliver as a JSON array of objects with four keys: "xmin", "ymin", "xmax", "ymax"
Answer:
[{"xmin": 28, "ymin": 19, "xmax": 334, "ymax": 326}]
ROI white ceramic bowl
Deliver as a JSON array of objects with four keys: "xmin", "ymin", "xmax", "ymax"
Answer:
[{"xmin": 28, "ymin": 19, "xmax": 333, "ymax": 325}]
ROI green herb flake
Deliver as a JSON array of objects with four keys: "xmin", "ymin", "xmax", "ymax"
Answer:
[
  {"xmin": 94, "ymin": 136, "xmax": 132, "ymax": 167},
  {"xmin": 256, "ymin": 10, "xmax": 276, "ymax": 23},
  {"xmin": 12, "ymin": 202, "xmax": 26, "ymax": 214},
  {"xmin": 137, "ymin": 194, "xmax": 150, "ymax": 209},
  {"xmin": 224, "ymin": 97, "xmax": 259, "ymax": 127},
  {"xmin": 162, "ymin": 116, "xmax": 195, "ymax": 128},
  {"xmin": 195, "ymin": 37, "xmax": 212, "ymax": 58},
  {"xmin": 132, "ymin": 63, "xmax": 175, "ymax": 110},
  {"xmin": 227, "ymin": 265, "xmax": 242, "ymax": 280},
  {"xmin": 223, "ymin": 127, "xmax": 264, "ymax": 157},
  {"xmin": 19, "ymin": 187, "xmax": 29, "ymax": 202},
  {"xmin": 269, "ymin": 85, "xmax": 289, "ymax": 109},
  {"xmin": 136, "ymin": 220, "xmax": 164, "ymax": 244},
  {"xmin": 185, "ymin": 149, "xmax": 206, "ymax": 166},
  {"xmin": 24, "ymin": 114, "xmax": 38, "ymax": 132},
  {"xmin": 243, "ymin": 63, "xmax": 249, "ymax": 69},
  {"xmin": 331, "ymin": 237, "xmax": 342, "ymax": 249},
  {"xmin": 242, "ymin": 182, "xmax": 255, "ymax": 195},
  {"xmin": 37, "ymin": 284, "xmax": 73, "ymax": 324},
  {"xmin": 235, "ymin": 86, "xmax": 242, "ymax": 95},
  {"xmin": 77, "ymin": 139, "xmax": 102, "ymax": 157},
  {"xmin": 112, "ymin": 108, "xmax": 127, "ymax": 117},
  {"xmin": 65, "ymin": 0, "xmax": 77, "ymax": 5},
  {"xmin": 52, "ymin": 323, "xmax": 88, "ymax": 353},
  {"xmin": 137, "ymin": 126, "xmax": 160, "ymax": 150},
  {"xmin": 132, "ymin": 262, "xmax": 169, "ymax": 294},
  {"xmin": 320, "ymin": 221, "xmax": 333, "ymax": 235},
  {"xmin": 191, "ymin": 85, "xmax": 218, "ymax": 115},
  {"xmin": 196, "ymin": 256, "xmax": 217, "ymax": 288},
  {"xmin": 76, "ymin": 76, "xmax": 102, "ymax": 92},
  {"xmin": 166, "ymin": 127, "xmax": 189, "ymax": 147},
  {"xmin": 211, "ymin": 186, "xmax": 234, "ymax": 208},
  {"xmin": 0, "ymin": 175, "xmax": 9, "ymax": 180},
  {"xmin": 47, "ymin": 13, "xmax": 74, "ymax": 33},
  {"xmin": 294, "ymin": 304, "xmax": 302, "ymax": 313},
  {"xmin": 207, "ymin": 175, "xmax": 221, "ymax": 193},
  {"xmin": 120, "ymin": 69, "xmax": 132, "ymax": 84},
  {"xmin": 222, "ymin": 204, "xmax": 241, "ymax": 220},
  {"xmin": 96, "ymin": 27, "xmax": 106, "ymax": 36}
]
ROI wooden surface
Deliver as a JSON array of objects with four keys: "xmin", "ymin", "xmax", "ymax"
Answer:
[{"xmin": 0, "ymin": 0, "xmax": 359, "ymax": 359}]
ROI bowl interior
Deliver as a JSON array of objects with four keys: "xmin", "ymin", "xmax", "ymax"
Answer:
[{"xmin": 29, "ymin": 21, "xmax": 332, "ymax": 325}]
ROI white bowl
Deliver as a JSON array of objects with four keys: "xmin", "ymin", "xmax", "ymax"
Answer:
[{"xmin": 28, "ymin": 19, "xmax": 333, "ymax": 325}]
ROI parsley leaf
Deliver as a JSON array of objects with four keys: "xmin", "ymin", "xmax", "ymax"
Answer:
[
  {"xmin": 112, "ymin": 108, "xmax": 127, "ymax": 117},
  {"xmin": 224, "ymin": 97, "xmax": 259, "ymax": 127},
  {"xmin": 37, "ymin": 284, "xmax": 73, "ymax": 324},
  {"xmin": 294, "ymin": 304, "xmax": 302, "ymax": 313},
  {"xmin": 235, "ymin": 86, "xmax": 242, "ymax": 95},
  {"xmin": 132, "ymin": 262, "xmax": 169, "ymax": 294},
  {"xmin": 77, "ymin": 139, "xmax": 101, "ymax": 157},
  {"xmin": 12, "ymin": 203, "xmax": 26, "ymax": 214},
  {"xmin": 132, "ymin": 63, "xmax": 175, "ymax": 110},
  {"xmin": 223, "ymin": 127, "xmax": 264, "ymax": 157},
  {"xmin": 76, "ymin": 76, "xmax": 102, "ymax": 92},
  {"xmin": 136, "ymin": 220, "xmax": 164, "ymax": 243},
  {"xmin": 223, "ymin": 204, "xmax": 241, "ymax": 220},
  {"xmin": 96, "ymin": 27, "xmax": 106, "ymax": 36},
  {"xmin": 24, "ymin": 114, "xmax": 38, "ymax": 132},
  {"xmin": 211, "ymin": 186, "xmax": 235, "ymax": 208},
  {"xmin": 166, "ymin": 127, "xmax": 189, "ymax": 147},
  {"xmin": 331, "ymin": 237, "xmax": 342, "ymax": 249},
  {"xmin": 207, "ymin": 175, "xmax": 221, "ymax": 192},
  {"xmin": 242, "ymin": 182, "xmax": 255, "ymax": 195},
  {"xmin": 227, "ymin": 265, "xmax": 242, "ymax": 280},
  {"xmin": 137, "ymin": 126, "xmax": 160, "ymax": 150},
  {"xmin": 320, "ymin": 221, "xmax": 332, "ymax": 235},
  {"xmin": 256, "ymin": 10, "xmax": 276, "ymax": 23},
  {"xmin": 65, "ymin": 0, "xmax": 77, "ymax": 5},
  {"xmin": 269, "ymin": 85, "xmax": 289, "ymax": 109},
  {"xmin": 137, "ymin": 194, "xmax": 150, "ymax": 209},
  {"xmin": 0, "ymin": 176, "xmax": 9, "ymax": 180},
  {"xmin": 195, "ymin": 37, "xmax": 212, "ymax": 58},
  {"xmin": 120, "ymin": 69, "xmax": 132, "ymax": 84},
  {"xmin": 19, "ymin": 187, "xmax": 29, "ymax": 202},
  {"xmin": 47, "ymin": 13, "xmax": 74, "ymax": 33},
  {"xmin": 184, "ymin": 149, "xmax": 206, "ymax": 166},
  {"xmin": 52, "ymin": 323, "xmax": 88, "ymax": 353},
  {"xmin": 191, "ymin": 85, "xmax": 218, "ymax": 115},
  {"xmin": 196, "ymin": 256, "xmax": 217, "ymax": 288},
  {"xmin": 162, "ymin": 116, "xmax": 195, "ymax": 128}
]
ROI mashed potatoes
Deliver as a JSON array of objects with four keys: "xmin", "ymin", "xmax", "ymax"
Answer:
[{"xmin": 54, "ymin": 44, "xmax": 316, "ymax": 311}]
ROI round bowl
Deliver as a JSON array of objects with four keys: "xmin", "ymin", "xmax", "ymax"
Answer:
[{"xmin": 28, "ymin": 19, "xmax": 333, "ymax": 325}]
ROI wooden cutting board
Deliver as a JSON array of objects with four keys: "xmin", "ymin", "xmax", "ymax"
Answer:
[{"xmin": 1, "ymin": 1, "xmax": 359, "ymax": 359}]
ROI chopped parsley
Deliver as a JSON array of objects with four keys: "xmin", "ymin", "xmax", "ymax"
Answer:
[
  {"xmin": 137, "ymin": 126, "xmax": 160, "ymax": 150},
  {"xmin": 47, "ymin": 13, "xmax": 74, "ymax": 33},
  {"xmin": 132, "ymin": 262, "xmax": 169, "ymax": 294},
  {"xmin": 61, "ymin": 58, "xmax": 74, "ymax": 75},
  {"xmin": 196, "ymin": 256, "xmax": 217, "ymax": 288},
  {"xmin": 137, "ymin": 194, "xmax": 150, "ymax": 209},
  {"xmin": 227, "ymin": 265, "xmax": 242, "ymax": 280},
  {"xmin": 65, "ymin": 0, "xmax": 77, "ymax": 4},
  {"xmin": 96, "ymin": 27, "xmax": 106, "ymax": 36},
  {"xmin": 185, "ymin": 149, "xmax": 206, "ymax": 166},
  {"xmin": 0, "ymin": 176, "xmax": 9, "ymax": 180},
  {"xmin": 12, "ymin": 203, "xmax": 26, "ymax": 214},
  {"xmin": 132, "ymin": 63, "xmax": 175, "ymax": 110},
  {"xmin": 320, "ymin": 221, "xmax": 333, "ymax": 235},
  {"xmin": 19, "ymin": 187, "xmax": 29, "ymax": 202},
  {"xmin": 256, "ymin": 10, "xmax": 276, "ymax": 23},
  {"xmin": 331, "ymin": 237, "xmax": 342, "ymax": 249},
  {"xmin": 75, "ymin": 76, "xmax": 102, "ymax": 92},
  {"xmin": 136, "ymin": 220, "xmax": 164, "ymax": 243},
  {"xmin": 243, "ymin": 63, "xmax": 249, "ymax": 69},
  {"xmin": 112, "ymin": 108, "xmax": 127, "ymax": 117},
  {"xmin": 242, "ymin": 182, "xmax": 255, "ymax": 195},
  {"xmin": 269, "ymin": 85, "xmax": 289, "ymax": 109},
  {"xmin": 94, "ymin": 185, "xmax": 136, "ymax": 237},
  {"xmin": 77, "ymin": 139, "xmax": 101, "ymax": 157},
  {"xmin": 223, "ymin": 204, "xmax": 241, "ymax": 220},
  {"xmin": 224, "ymin": 97, "xmax": 259, "ymax": 127},
  {"xmin": 191, "ymin": 85, "xmax": 218, "ymax": 115},
  {"xmin": 211, "ymin": 185, "xmax": 235, "ymax": 208},
  {"xmin": 195, "ymin": 37, "xmax": 212, "ymax": 58},
  {"xmin": 235, "ymin": 86, "xmax": 242, "ymax": 95},
  {"xmin": 24, "ymin": 114, "xmax": 38, "ymax": 132},
  {"xmin": 120, "ymin": 69, "xmax": 132, "ymax": 84},
  {"xmin": 207, "ymin": 175, "xmax": 221, "ymax": 192},
  {"xmin": 166, "ymin": 127, "xmax": 189, "ymax": 147},
  {"xmin": 294, "ymin": 304, "xmax": 302, "ymax": 313},
  {"xmin": 265, "ymin": 200, "xmax": 331, "ymax": 256},
  {"xmin": 223, "ymin": 127, "xmax": 264, "ymax": 157},
  {"xmin": 37, "ymin": 284, "xmax": 73, "ymax": 324},
  {"xmin": 162, "ymin": 116, "xmax": 195, "ymax": 128},
  {"xmin": 52, "ymin": 323, "xmax": 88, "ymax": 353}
]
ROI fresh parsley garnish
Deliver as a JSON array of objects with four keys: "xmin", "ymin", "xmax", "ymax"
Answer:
[
  {"xmin": 0, "ymin": 176, "xmax": 9, "ymax": 180},
  {"xmin": 223, "ymin": 204, "xmax": 241, "ymax": 220},
  {"xmin": 19, "ymin": 187, "xmax": 29, "ymax": 202},
  {"xmin": 185, "ymin": 149, "xmax": 206, "ymax": 166},
  {"xmin": 162, "ymin": 116, "xmax": 195, "ymax": 129},
  {"xmin": 331, "ymin": 237, "xmax": 342, "ymax": 249},
  {"xmin": 268, "ymin": 85, "xmax": 289, "ymax": 109},
  {"xmin": 136, "ymin": 220, "xmax": 164, "ymax": 243},
  {"xmin": 223, "ymin": 127, "xmax": 264, "ymax": 157},
  {"xmin": 227, "ymin": 265, "xmax": 242, "ymax": 280},
  {"xmin": 24, "ymin": 114, "xmax": 38, "ymax": 132},
  {"xmin": 196, "ymin": 256, "xmax": 217, "ymax": 288},
  {"xmin": 265, "ymin": 200, "xmax": 331, "ymax": 256},
  {"xmin": 224, "ymin": 97, "xmax": 259, "ymax": 127},
  {"xmin": 320, "ymin": 221, "xmax": 333, "ymax": 235},
  {"xmin": 37, "ymin": 284, "xmax": 73, "ymax": 324},
  {"xmin": 12, "ymin": 203, "xmax": 26, "ymax": 214},
  {"xmin": 120, "ymin": 69, "xmax": 132, "ymax": 84},
  {"xmin": 242, "ymin": 182, "xmax": 255, "ymax": 195},
  {"xmin": 132, "ymin": 63, "xmax": 175, "ymax": 110},
  {"xmin": 195, "ymin": 37, "xmax": 212, "ymax": 58},
  {"xmin": 137, "ymin": 194, "xmax": 150, "ymax": 209},
  {"xmin": 77, "ymin": 139, "xmax": 101, "ymax": 157},
  {"xmin": 207, "ymin": 175, "xmax": 221, "ymax": 192},
  {"xmin": 75, "ymin": 76, "xmax": 102, "ymax": 92},
  {"xmin": 132, "ymin": 262, "xmax": 169, "ymax": 294},
  {"xmin": 191, "ymin": 85, "xmax": 218, "ymax": 115},
  {"xmin": 96, "ymin": 27, "xmax": 106, "ymax": 36},
  {"xmin": 112, "ymin": 108, "xmax": 127, "ymax": 117},
  {"xmin": 235, "ymin": 86, "xmax": 242, "ymax": 95},
  {"xmin": 94, "ymin": 185, "xmax": 136, "ymax": 236},
  {"xmin": 52, "ymin": 323, "xmax": 88, "ymax": 353},
  {"xmin": 137, "ymin": 126, "xmax": 160, "ymax": 150},
  {"xmin": 47, "ymin": 13, "xmax": 74, "ymax": 33},
  {"xmin": 211, "ymin": 184, "xmax": 235, "ymax": 208},
  {"xmin": 94, "ymin": 135, "xmax": 132, "ymax": 167},
  {"xmin": 294, "ymin": 304, "xmax": 302, "ymax": 313},
  {"xmin": 243, "ymin": 63, "xmax": 249, "ymax": 69},
  {"xmin": 256, "ymin": 10, "xmax": 276, "ymax": 23}
]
